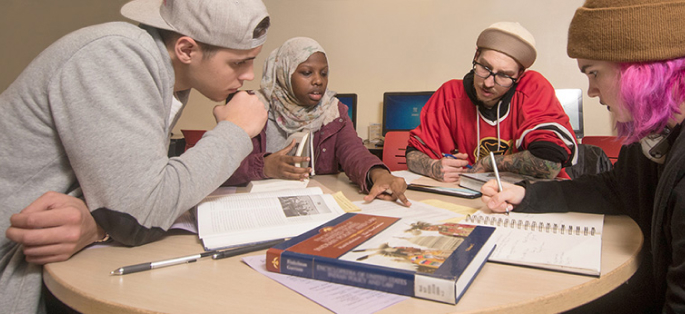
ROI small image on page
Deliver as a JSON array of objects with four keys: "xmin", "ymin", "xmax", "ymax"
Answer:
[{"xmin": 279, "ymin": 195, "xmax": 332, "ymax": 217}]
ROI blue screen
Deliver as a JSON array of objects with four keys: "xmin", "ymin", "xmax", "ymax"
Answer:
[
  {"xmin": 382, "ymin": 92, "xmax": 433, "ymax": 135},
  {"xmin": 337, "ymin": 96, "xmax": 355, "ymax": 121}
]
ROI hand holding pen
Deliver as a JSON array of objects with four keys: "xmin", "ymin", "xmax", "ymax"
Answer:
[
  {"xmin": 488, "ymin": 151, "xmax": 513, "ymax": 215},
  {"xmin": 441, "ymin": 151, "xmax": 473, "ymax": 169},
  {"xmin": 411, "ymin": 135, "xmax": 471, "ymax": 181}
]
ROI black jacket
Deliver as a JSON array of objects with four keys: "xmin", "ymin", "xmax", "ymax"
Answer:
[{"xmin": 518, "ymin": 125, "xmax": 685, "ymax": 313}]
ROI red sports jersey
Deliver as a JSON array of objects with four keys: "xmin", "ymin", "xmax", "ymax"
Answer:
[{"xmin": 409, "ymin": 71, "xmax": 577, "ymax": 168}]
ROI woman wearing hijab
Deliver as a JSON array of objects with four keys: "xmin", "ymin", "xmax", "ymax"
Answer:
[{"xmin": 225, "ymin": 37, "xmax": 409, "ymax": 206}]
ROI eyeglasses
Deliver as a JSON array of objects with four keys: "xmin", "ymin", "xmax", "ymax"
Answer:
[{"xmin": 472, "ymin": 61, "xmax": 518, "ymax": 87}]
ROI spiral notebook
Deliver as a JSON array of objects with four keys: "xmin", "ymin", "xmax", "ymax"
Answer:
[{"xmin": 461, "ymin": 210, "xmax": 604, "ymax": 276}]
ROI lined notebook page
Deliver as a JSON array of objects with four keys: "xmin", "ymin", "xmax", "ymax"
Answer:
[{"xmin": 462, "ymin": 211, "xmax": 604, "ymax": 276}]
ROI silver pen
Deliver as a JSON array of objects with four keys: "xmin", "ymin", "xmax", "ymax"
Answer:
[
  {"xmin": 489, "ymin": 151, "xmax": 509, "ymax": 215},
  {"xmin": 111, "ymin": 251, "xmax": 217, "ymax": 275}
]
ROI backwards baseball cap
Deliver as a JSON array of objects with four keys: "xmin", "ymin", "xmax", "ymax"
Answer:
[
  {"xmin": 568, "ymin": 0, "xmax": 685, "ymax": 62},
  {"xmin": 476, "ymin": 22, "xmax": 537, "ymax": 69},
  {"xmin": 121, "ymin": 0, "xmax": 270, "ymax": 50}
]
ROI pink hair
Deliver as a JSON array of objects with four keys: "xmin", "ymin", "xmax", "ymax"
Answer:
[{"xmin": 616, "ymin": 56, "xmax": 685, "ymax": 143}]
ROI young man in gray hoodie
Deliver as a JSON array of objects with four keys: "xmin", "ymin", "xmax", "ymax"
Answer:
[{"xmin": 0, "ymin": 0, "xmax": 270, "ymax": 312}]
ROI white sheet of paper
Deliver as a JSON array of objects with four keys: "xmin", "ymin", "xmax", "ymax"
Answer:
[
  {"xmin": 354, "ymin": 198, "xmax": 464, "ymax": 222},
  {"xmin": 390, "ymin": 170, "xmax": 423, "ymax": 184},
  {"xmin": 242, "ymin": 255, "xmax": 407, "ymax": 314}
]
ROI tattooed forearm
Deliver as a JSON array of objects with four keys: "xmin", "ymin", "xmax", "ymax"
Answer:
[
  {"xmin": 493, "ymin": 151, "xmax": 562, "ymax": 179},
  {"xmin": 406, "ymin": 150, "xmax": 444, "ymax": 181}
]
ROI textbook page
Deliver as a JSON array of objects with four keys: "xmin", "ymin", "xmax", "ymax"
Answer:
[{"xmin": 197, "ymin": 187, "xmax": 345, "ymax": 250}]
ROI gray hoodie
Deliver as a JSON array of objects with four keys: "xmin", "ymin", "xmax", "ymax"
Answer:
[{"xmin": 0, "ymin": 22, "xmax": 252, "ymax": 313}]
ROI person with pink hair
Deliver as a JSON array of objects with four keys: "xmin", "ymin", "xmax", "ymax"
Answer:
[{"xmin": 481, "ymin": 0, "xmax": 685, "ymax": 312}]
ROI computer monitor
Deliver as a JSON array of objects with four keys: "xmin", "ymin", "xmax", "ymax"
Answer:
[
  {"xmin": 555, "ymin": 89, "xmax": 584, "ymax": 139},
  {"xmin": 335, "ymin": 93, "xmax": 357, "ymax": 129},
  {"xmin": 382, "ymin": 91, "xmax": 434, "ymax": 135}
]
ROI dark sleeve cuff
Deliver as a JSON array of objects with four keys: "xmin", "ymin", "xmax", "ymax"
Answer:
[
  {"xmin": 365, "ymin": 165, "xmax": 389, "ymax": 190},
  {"xmin": 91, "ymin": 208, "xmax": 168, "ymax": 246},
  {"xmin": 527, "ymin": 141, "xmax": 569, "ymax": 164}
]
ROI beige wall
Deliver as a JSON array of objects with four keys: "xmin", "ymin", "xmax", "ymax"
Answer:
[{"xmin": 1, "ymin": 0, "xmax": 615, "ymax": 140}]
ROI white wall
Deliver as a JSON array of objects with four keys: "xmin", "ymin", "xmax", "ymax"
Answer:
[{"xmin": 0, "ymin": 0, "xmax": 615, "ymax": 140}]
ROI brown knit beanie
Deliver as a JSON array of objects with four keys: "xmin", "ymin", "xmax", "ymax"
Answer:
[
  {"xmin": 568, "ymin": 0, "xmax": 685, "ymax": 62},
  {"xmin": 477, "ymin": 22, "xmax": 537, "ymax": 69}
]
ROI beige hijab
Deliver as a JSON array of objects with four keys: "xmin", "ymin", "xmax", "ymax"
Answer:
[{"xmin": 257, "ymin": 37, "xmax": 340, "ymax": 136}]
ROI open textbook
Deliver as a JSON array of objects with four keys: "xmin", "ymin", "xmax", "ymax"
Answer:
[
  {"xmin": 196, "ymin": 187, "xmax": 345, "ymax": 250},
  {"xmin": 462, "ymin": 210, "xmax": 604, "ymax": 276}
]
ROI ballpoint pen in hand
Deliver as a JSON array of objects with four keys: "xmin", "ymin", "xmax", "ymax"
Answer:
[
  {"xmin": 441, "ymin": 152, "xmax": 473, "ymax": 169},
  {"xmin": 489, "ymin": 151, "xmax": 509, "ymax": 215}
]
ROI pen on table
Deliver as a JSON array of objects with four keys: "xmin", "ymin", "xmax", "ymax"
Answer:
[
  {"xmin": 110, "ymin": 250, "xmax": 218, "ymax": 276},
  {"xmin": 412, "ymin": 135, "xmax": 441, "ymax": 159},
  {"xmin": 441, "ymin": 152, "xmax": 473, "ymax": 169},
  {"xmin": 110, "ymin": 238, "xmax": 286, "ymax": 275},
  {"xmin": 212, "ymin": 238, "xmax": 287, "ymax": 260},
  {"xmin": 489, "ymin": 151, "xmax": 509, "ymax": 215}
]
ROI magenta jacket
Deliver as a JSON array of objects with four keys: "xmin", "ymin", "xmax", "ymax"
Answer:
[{"xmin": 223, "ymin": 103, "xmax": 387, "ymax": 192}]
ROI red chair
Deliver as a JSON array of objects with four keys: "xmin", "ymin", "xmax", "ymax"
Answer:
[
  {"xmin": 180, "ymin": 129, "xmax": 207, "ymax": 152},
  {"xmin": 582, "ymin": 136, "xmax": 622, "ymax": 164},
  {"xmin": 382, "ymin": 131, "xmax": 411, "ymax": 171}
]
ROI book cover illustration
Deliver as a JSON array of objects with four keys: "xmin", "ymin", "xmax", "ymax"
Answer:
[{"xmin": 344, "ymin": 222, "xmax": 477, "ymax": 274}]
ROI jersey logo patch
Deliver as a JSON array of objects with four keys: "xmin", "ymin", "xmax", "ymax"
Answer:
[{"xmin": 474, "ymin": 137, "xmax": 512, "ymax": 161}]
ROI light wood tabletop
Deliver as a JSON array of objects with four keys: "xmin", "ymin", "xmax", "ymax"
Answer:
[{"xmin": 43, "ymin": 173, "xmax": 642, "ymax": 314}]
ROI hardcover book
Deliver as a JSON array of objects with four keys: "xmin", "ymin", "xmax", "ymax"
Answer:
[{"xmin": 266, "ymin": 213, "xmax": 496, "ymax": 304}]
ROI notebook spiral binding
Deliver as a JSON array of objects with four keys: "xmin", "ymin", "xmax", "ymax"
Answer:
[{"xmin": 464, "ymin": 214, "xmax": 596, "ymax": 236}]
